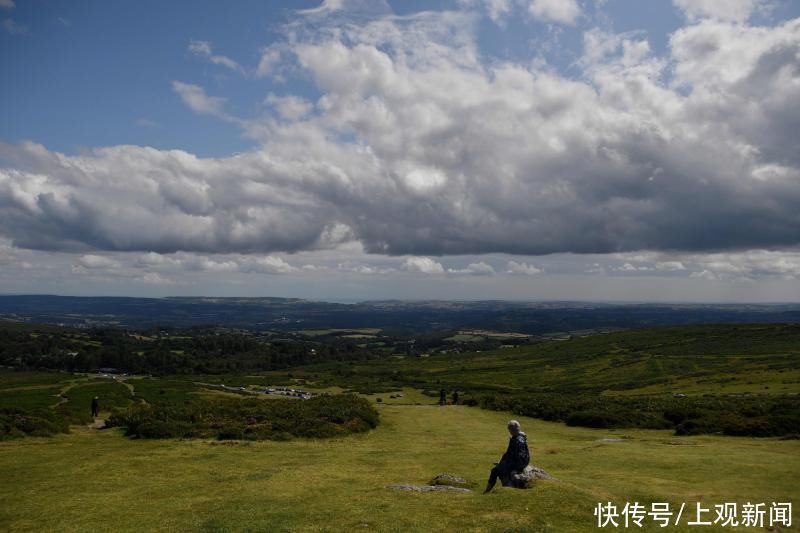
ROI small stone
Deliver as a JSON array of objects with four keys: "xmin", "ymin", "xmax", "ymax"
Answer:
[
  {"xmin": 386, "ymin": 484, "xmax": 472, "ymax": 493},
  {"xmin": 429, "ymin": 473, "xmax": 472, "ymax": 487}
]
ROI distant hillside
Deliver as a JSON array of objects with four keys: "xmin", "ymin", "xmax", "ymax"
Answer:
[{"xmin": 1, "ymin": 294, "xmax": 799, "ymax": 333}]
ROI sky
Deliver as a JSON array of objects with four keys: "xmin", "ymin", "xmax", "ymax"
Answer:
[{"xmin": 1, "ymin": 0, "xmax": 799, "ymax": 303}]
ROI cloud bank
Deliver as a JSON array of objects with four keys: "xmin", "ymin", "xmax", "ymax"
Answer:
[{"xmin": 1, "ymin": 2, "xmax": 799, "ymax": 261}]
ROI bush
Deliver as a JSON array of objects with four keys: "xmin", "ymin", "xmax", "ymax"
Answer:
[
  {"xmin": 0, "ymin": 408, "xmax": 69, "ymax": 439},
  {"xmin": 113, "ymin": 393, "xmax": 379, "ymax": 441},
  {"xmin": 566, "ymin": 410, "xmax": 623, "ymax": 429},
  {"xmin": 477, "ymin": 391, "xmax": 800, "ymax": 437}
]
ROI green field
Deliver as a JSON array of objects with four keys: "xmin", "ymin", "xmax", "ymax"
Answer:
[
  {"xmin": 273, "ymin": 324, "xmax": 800, "ymax": 396},
  {"xmin": 0, "ymin": 404, "xmax": 797, "ymax": 532},
  {"xmin": 1, "ymin": 324, "xmax": 799, "ymax": 530}
]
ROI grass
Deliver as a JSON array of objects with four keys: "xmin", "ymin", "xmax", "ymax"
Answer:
[
  {"xmin": 54, "ymin": 379, "xmax": 134, "ymax": 423},
  {"xmin": 0, "ymin": 387, "xmax": 63, "ymax": 411},
  {"xmin": 297, "ymin": 328, "xmax": 382, "ymax": 337},
  {"xmin": 445, "ymin": 334, "xmax": 485, "ymax": 342},
  {"xmin": 276, "ymin": 324, "xmax": 800, "ymax": 396},
  {"xmin": 0, "ymin": 371, "xmax": 73, "ymax": 389},
  {"xmin": 0, "ymin": 404, "xmax": 797, "ymax": 532},
  {"xmin": 129, "ymin": 377, "xmax": 206, "ymax": 403}
]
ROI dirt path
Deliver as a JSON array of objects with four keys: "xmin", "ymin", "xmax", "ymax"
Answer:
[
  {"xmin": 119, "ymin": 377, "xmax": 148, "ymax": 404},
  {"xmin": 87, "ymin": 417, "xmax": 105, "ymax": 429},
  {"xmin": 49, "ymin": 378, "xmax": 86, "ymax": 408}
]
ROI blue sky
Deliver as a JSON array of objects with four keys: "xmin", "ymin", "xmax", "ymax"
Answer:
[
  {"xmin": 7, "ymin": 0, "xmax": 795, "ymax": 156},
  {"xmin": 1, "ymin": 0, "xmax": 800, "ymax": 302}
]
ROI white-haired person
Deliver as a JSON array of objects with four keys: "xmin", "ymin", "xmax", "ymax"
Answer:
[{"xmin": 484, "ymin": 419, "xmax": 530, "ymax": 493}]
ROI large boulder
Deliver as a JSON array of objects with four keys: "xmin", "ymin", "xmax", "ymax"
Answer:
[{"xmin": 500, "ymin": 465, "xmax": 554, "ymax": 489}]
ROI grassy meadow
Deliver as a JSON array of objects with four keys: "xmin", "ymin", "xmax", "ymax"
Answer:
[
  {"xmin": 1, "ymin": 323, "xmax": 798, "ymax": 531},
  {"xmin": 0, "ymin": 402, "xmax": 798, "ymax": 532}
]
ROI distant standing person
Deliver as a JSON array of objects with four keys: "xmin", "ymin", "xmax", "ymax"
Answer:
[
  {"xmin": 91, "ymin": 396, "xmax": 99, "ymax": 418},
  {"xmin": 452, "ymin": 391, "xmax": 459, "ymax": 405},
  {"xmin": 439, "ymin": 388, "xmax": 446, "ymax": 406},
  {"xmin": 484, "ymin": 420, "xmax": 530, "ymax": 493}
]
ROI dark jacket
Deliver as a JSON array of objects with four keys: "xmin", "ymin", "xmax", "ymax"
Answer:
[{"xmin": 501, "ymin": 432, "xmax": 530, "ymax": 470}]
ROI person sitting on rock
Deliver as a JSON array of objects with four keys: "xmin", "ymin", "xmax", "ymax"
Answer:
[{"xmin": 484, "ymin": 419, "xmax": 530, "ymax": 493}]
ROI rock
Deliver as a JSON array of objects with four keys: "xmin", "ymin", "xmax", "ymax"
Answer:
[
  {"xmin": 500, "ymin": 465, "xmax": 554, "ymax": 489},
  {"xmin": 429, "ymin": 473, "xmax": 472, "ymax": 488},
  {"xmin": 387, "ymin": 484, "xmax": 472, "ymax": 493}
]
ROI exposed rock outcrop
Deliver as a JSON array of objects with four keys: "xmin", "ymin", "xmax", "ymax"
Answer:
[{"xmin": 500, "ymin": 465, "xmax": 554, "ymax": 489}]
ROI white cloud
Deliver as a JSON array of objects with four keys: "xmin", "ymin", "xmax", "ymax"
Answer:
[
  {"xmin": 528, "ymin": 0, "xmax": 581, "ymax": 25},
  {"xmin": 299, "ymin": 0, "xmax": 346, "ymax": 14},
  {"xmin": 171, "ymin": 81, "xmax": 231, "ymax": 120},
  {"xmin": 243, "ymin": 256, "xmax": 298, "ymax": 274},
  {"xmin": 401, "ymin": 256, "xmax": 445, "ymax": 274},
  {"xmin": 673, "ymin": 0, "xmax": 764, "ymax": 23},
  {"xmin": 0, "ymin": 0, "xmax": 15, "ymax": 9},
  {"xmin": 265, "ymin": 94, "xmax": 313, "ymax": 120},
  {"xmin": 655, "ymin": 261, "xmax": 686, "ymax": 271},
  {"xmin": 690, "ymin": 269, "xmax": 717, "ymax": 280},
  {"xmin": 1, "ymin": 5, "xmax": 799, "ymax": 264},
  {"xmin": 141, "ymin": 272, "xmax": 173, "ymax": 285},
  {"xmin": 448, "ymin": 261, "xmax": 496, "ymax": 276},
  {"xmin": 458, "ymin": 0, "xmax": 512, "ymax": 23},
  {"xmin": 507, "ymin": 260, "xmax": 542, "ymax": 275},
  {"xmin": 337, "ymin": 262, "xmax": 394, "ymax": 274},
  {"xmin": 188, "ymin": 40, "xmax": 244, "ymax": 73},
  {"xmin": 256, "ymin": 47, "xmax": 283, "ymax": 78},
  {"xmin": 585, "ymin": 263, "xmax": 605, "ymax": 274},
  {"xmin": 617, "ymin": 262, "xmax": 648, "ymax": 272}
]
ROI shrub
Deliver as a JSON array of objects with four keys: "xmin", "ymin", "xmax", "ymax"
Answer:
[
  {"xmin": 0, "ymin": 408, "xmax": 69, "ymax": 439},
  {"xmin": 113, "ymin": 394, "xmax": 379, "ymax": 441}
]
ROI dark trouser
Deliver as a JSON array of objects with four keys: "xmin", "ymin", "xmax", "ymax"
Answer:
[{"xmin": 487, "ymin": 461, "xmax": 512, "ymax": 490}]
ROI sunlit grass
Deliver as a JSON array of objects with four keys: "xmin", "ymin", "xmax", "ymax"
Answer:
[{"xmin": 1, "ymin": 404, "xmax": 797, "ymax": 532}]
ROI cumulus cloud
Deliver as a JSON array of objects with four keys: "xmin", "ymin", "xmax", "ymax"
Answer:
[
  {"xmin": 672, "ymin": 0, "xmax": 764, "ymax": 23},
  {"xmin": 612, "ymin": 250, "xmax": 800, "ymax": 280},
  {"xmin": 171, "ymin": 81, "xmax": 232, "ymax": 120},
  {"xmin": 337, "ymin": 262, "xmax": 394, "ymax": 274},
  {"xmin": 133, "ymin": 252, "xmax": 299, "ymax": 275},
  {"xmin": 255, "ymin": 46, "xmax": 283, "ymax": 78},
  {"xmin": 188, "ymin": 40, "xmax": 244, "ymax": 73},
  {"xmin": 401, "ymin": 256, "xmax": 445, "ymax": 274},
  {"xmin": 507, "ymin": 260, "xmax": 542, "ymax": 275},
  {"xmin": 461, "ymin": 0, "xmax": 579, "ymax": 24},
  {"xmin": 527, "ymin": 0, "xmax": 581, "ymax": 25},
  {"xmin": 141, "ymin": 272, "xmax": 173, "ymax": 285},
  {"xmin": 458, "ymin": 0, "xmax": 512, "ymax": 23},
  {"xmin": 448, "ymin": 261, "xmax": 496, "ymax": 276},
  {"xmin": 265, "ymin": 94, "xmax": 313, "ymax": 120},
  {"xmin": 242, "ymin": 256, "xmax": 298, "ymax": 274},
  {"xmin": 78, "ymin": 254, "xmax": 121, "ymax": 269},
  {"xmin": 1, "ymin": 4, "xmax": 799, "ymax": 263}
]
